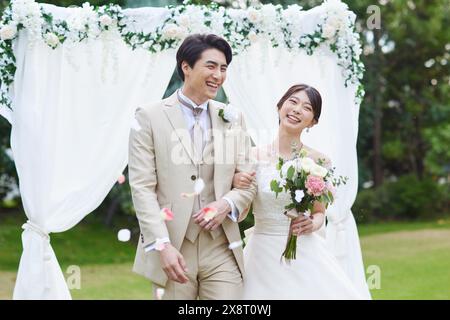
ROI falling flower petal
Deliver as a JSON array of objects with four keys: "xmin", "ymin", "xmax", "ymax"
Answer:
[
  {"xmin": 202, "ymin": 207, "xmax": 217, "ymax": 222},
  {"xmin": 117, "ymin": 229, "xmax": 131, "ymax": 242},
  {"xmin": 117, "ymin": 174, "xmax": 126, "ymax": 184},
  {"xmin": 154, "ymin": 238, "xmax": 168, "ymax": 251},
  {"xmin": 156, "ymin": 288, "xmax": 165, "ymax": 300},
  {"xmin": 228, "ymin": 240, "xmax": 243, "ymax": 250},
  {"xmin": 181, "ymin": 178, "xmax": 205, "ymax": 198},
  {"xmin": 160, "ymin": 207, "xmax": 174, "ymax": 221},
  {"xmin": 194, "ymin": 178, "xmax": 205, "ymax": 194},
  {"xmin": 181, "ymin": 192, "xmax": 195, "ymax": 198}
]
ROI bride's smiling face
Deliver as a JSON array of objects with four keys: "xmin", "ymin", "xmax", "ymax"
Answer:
[{"xmin": 278, "ymin": 90, "xmax": 317, "ymax": 134}]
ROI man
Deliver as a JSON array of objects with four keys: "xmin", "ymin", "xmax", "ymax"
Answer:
[{"xmin": 129, "ymin": 34, "xmax": 257, "ymax": 300}]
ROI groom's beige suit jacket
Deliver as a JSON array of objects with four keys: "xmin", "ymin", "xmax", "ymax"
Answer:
[{"xmin": 129, "ymin": 92, "xmax": 256, "ymax": 287}]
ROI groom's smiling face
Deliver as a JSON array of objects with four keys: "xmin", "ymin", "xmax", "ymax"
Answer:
[{"xmin": 181, "ymin": 48, "xmax": 228, "ymax": 104}]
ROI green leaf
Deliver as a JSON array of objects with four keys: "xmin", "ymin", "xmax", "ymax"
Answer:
[
  {"xmin": 270, "ymin": 179, "xmax": 282, "ymax": 196},
  {"xmin": 287, "ymin": 166, "xmax": 295, "ymax": 180}
]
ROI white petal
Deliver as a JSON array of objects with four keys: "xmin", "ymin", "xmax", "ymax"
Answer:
[
  {"xmin": 228, "ymin": 240, "xmax": 243, "ymax": 250},
  {"xmin": 194, "ymin": 178, "xmax": 205, "ymax": 194},
  {"xmin": 156, "ymin": 288, "xmax": 165, "ymax": 300},
  {"xmin": 117, "ymin": 229, "xmax": 131, "ymax": 242}
]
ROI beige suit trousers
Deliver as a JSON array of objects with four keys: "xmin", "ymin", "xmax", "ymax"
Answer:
[{"xmin": 153, "ymin": 228, "xmax": 243, "ymax": 300}]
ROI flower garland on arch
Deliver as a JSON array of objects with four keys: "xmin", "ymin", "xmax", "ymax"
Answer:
[{"xmin": 0, "ymin": 0, "xmax": 365, "ymax": 110}]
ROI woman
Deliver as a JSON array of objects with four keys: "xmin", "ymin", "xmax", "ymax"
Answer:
[{"xmin": 233, "ymin": 84, "xmax": 368, "ymax": 300}]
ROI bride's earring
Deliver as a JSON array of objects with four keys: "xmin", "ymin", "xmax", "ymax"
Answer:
[{"xmin": 306, "ymin": 127, "xmax": 310, "ymax": 133}]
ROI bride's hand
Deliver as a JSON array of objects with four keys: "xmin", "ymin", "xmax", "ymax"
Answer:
[
  {"xmin": 232, "ymin": 171, "xmax": 256, "ymax": 189},
  {"xmin": 290, "ymin": 214, "xmax": 314, "ymax": 236}
]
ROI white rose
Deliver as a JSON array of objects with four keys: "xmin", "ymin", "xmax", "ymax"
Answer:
[
  {"xmin": 323, "ymin": 23, "xmax": 336, "ymax": 39},
  {"xmin": 0, "ymin": 24, "xmax": 17, "ymax": 40},
  {"xmin": 248, "ymin": 31, "xmax": 259, "ymax": 43},
  {"xmin": 247, "ymin": 8, "xmax": 262, "ymax": 24},
  {"xmin": 299, "ymin": 157, "xmax": 315, "ymax": 173},
  {"xmin": 44, "ymin": 32, "xmax": 60, "ymax": 47},
  {"xmin": 99, "ymin": 14, "xmax": 113, "ymax": 27},
  {"xmin": 310, "ymin": 164, "xmax": 328, "ymax": 178},
  {"xmin": 178, "ymin": 14, "xmax": 191, "ymax": 28},
  {"xmin": 162, "ymin": 23, "xmax": 180, "ymax": 39}
]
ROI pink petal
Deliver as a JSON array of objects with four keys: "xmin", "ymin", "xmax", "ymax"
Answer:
[
  {"xmin": 154, "ymin": 240, "xmax": 167, "ymax": 251},
  {"xmin": 117, "ymin": 174, "xmax": 126, "ymax": 184},
  {"xmin": 181, "ymin": 192, "xmax": 196, "ymax": 198},
  {"xmin": 160, "ymin": 207, "xmax": 174, "ymax": 221},
  {"xmin": 202, "ymin": 207, "xmax": 217, "ymax": 221}
]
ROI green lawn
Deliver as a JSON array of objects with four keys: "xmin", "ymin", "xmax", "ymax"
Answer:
[{"xmin": 1, "ymin": 213, "xmax": 449, "ymax": 299}]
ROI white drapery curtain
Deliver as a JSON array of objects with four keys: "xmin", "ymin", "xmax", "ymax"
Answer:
[
  {"xmin": 0, "ymin": 2, "xmax": 370, "ymax": 300},
  {"xmin": 7, "ymin": 5, "xmax": 175, "ymax": 299},
  {"xmin": 223, "ymin": 38, "xmax": 371, "ymax": 299}
]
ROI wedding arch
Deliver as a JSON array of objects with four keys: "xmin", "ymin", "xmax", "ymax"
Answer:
[{"xmin": 0, "ymin": 0, "xmax": 370, "ymax": 299}]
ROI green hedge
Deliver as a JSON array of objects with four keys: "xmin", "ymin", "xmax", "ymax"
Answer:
[{"xmin": 353, "ymin": 174, "xmax": 449, "ymax": 223}]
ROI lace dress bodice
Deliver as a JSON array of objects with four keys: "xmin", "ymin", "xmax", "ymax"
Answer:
[{"xmin": 252, "ymin": 161, "xmax": 292, "ymax": 235}]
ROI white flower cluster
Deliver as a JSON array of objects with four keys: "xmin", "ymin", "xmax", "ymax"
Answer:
[
  {"xmin": 0, "ymin": 0, "xmax": 365, "ymax": 110},
  {"xmin": 11, "ymin": 0, "xmax": 42, "ymax": 41},
  {"xmin": 321, "ymin": 1, "xmax": 364, "ymax": 86},
  {"xmin": 65, "ymin": 3, "xmax": 100, "ymax": 43}
]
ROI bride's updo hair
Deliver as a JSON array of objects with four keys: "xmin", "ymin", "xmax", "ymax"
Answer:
[{"xmin": 276, "ymin": 84, "xmax": 322, "ymax": 123}]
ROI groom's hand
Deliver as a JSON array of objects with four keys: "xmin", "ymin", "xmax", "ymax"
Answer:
[
  {"xmin": 159, "ymin": 244, "xmax": 189, "ymax": 284},
  {"xmin": 193, "ymin": 199, "xmax": 230, "ymax": 231}
]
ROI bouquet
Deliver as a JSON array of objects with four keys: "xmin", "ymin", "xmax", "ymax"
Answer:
[{"xmin": 270, "ymin": 146, "xmax": 347, "ymax": 262}]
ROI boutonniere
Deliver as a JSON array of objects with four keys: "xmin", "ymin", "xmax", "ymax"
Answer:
[{"xmin": 218, "ymin": 104, "xmax": 239, "ymax": 124}]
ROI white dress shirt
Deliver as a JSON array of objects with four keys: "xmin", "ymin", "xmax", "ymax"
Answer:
[{"xmin": 177, "ymin": 89, "xmax": 239, "ymax": 222}]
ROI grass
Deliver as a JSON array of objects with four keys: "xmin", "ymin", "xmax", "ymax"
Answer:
[
  {"xmin": 1, "ymin": 212, "xmax": 450, "ymax": 299},
  {"xmin": 362, "ymin": 228, "xmax": 450, "ymax": 299}
]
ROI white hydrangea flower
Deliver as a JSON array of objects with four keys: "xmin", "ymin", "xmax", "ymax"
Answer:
[
  {"xmin": 210, "ymin": 12, "xmax": 225, "ymax": 35},
  {"xmin": 11, "ymin": 0, "xmax": 43, "ymax": 42},
  {"xmin": 282, "ymin": 4, "xmax": 303, "ymax": 25}
]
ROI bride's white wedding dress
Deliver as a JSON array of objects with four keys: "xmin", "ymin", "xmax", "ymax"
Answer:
[{"xmin": 243, "ymin": 160, "xmax": 366, "ymax": 300}]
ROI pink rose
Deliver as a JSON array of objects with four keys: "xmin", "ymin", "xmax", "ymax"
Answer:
[{"xmin": 305, "ymin": 175, "xmax": 326, "ymax": 196}]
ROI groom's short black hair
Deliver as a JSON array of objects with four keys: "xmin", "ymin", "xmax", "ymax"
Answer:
[{"xmin": 176, "ymin": 34, "xmax": 233, "ymax": 81}]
